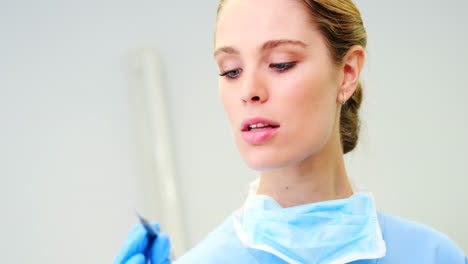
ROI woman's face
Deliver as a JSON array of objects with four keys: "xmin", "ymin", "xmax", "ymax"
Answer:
[{"xmin": 214, "ymin": 0, "xmax": 341, "ymax": 171}]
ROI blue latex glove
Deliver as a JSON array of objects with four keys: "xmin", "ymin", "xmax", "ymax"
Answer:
[{"xmin": 113, "ymin": 221, "xmax": 171, "ymax": 264}]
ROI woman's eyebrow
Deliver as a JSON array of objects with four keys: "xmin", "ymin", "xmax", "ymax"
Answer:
[
  {"xmin": 262, "ymin": 39, "xmax": 307, "ymax": 50},
  {"xmin": 214, "ymin": 39, "xmax": 307, "ymax": 58},
  {"xmin": 214, "ymin": 46, "xmax": 239, "ymax": 58}
]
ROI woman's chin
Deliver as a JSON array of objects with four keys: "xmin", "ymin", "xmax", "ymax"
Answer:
[
  {"xmin": 241, "ymin": 152, "xmax": 297, "ymax": 172},
  {"xmin": 234, "ymin": 135, "xmax": 321, "ymax": 172}
]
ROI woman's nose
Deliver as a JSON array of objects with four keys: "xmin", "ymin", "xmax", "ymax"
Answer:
[{"xmin": 240, "ymin": 72, "xmax": 269, "ymax": 104}]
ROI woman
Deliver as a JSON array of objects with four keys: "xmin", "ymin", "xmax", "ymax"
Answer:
[{"xmin": 114, "ymin": 0, "xmax": 467, "ymax": 263}]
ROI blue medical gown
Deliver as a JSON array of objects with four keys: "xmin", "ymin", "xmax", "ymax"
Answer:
[{"xmin": 175, "ymin": 212, "xmax": 467, "ymax": 264}]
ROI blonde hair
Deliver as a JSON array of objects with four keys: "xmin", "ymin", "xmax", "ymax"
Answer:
[{"xmin": 216, "ymin": 0, "xmax": 367, "ymax": 154}]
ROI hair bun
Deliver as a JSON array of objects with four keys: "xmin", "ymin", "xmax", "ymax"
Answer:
[{"xmin": 340, "ymin": 81, "xmax": 363, "ymax": 154}]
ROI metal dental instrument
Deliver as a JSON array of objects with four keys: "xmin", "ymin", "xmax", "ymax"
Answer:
[
  {"xmin": 136, "ymin": 212, "xmax": 175, "ymax": 261},
  {"xmin": 137, "ymin": 212, "xmax": 159, "ymax": 239}
]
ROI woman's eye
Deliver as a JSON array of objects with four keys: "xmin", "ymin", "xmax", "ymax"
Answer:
[
  {"xmin": 219, "ymin": 69, "xmax": 242, "ymax": 79},
  {"xmin": 270, "ymin": 62, "xmax": 297, "ymax": 72}
]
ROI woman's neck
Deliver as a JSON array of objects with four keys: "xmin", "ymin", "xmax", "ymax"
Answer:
[{"xmin": 256, "ymin": 127, "xmax": 353, "ymax": 208}]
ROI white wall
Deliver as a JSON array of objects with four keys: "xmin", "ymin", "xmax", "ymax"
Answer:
[{"xmin": 0, "ymin": 0, "xmax": 466, "ymax": 263}]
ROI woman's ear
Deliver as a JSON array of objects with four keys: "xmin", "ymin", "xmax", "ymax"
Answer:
[{"xmin": 337, "ymin": 45, "xmax": 365, "ymax": 104}]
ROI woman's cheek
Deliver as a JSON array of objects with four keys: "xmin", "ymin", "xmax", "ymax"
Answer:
[
  {"xmin": 219, "ymin": 86, "xmax": 240, "ymax": 132},
  {"xmin": 282, "ymin": 69, "xmax": 335, "ymax": 143}
]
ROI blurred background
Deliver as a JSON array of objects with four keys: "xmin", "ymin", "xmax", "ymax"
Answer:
[{"xmin": 1, "ymin": 0, "xmax": 467, "ymax": 262}]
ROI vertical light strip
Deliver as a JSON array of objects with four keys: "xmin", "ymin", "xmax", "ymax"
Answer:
[{"xmin": 128, "ymin": 48, "xmax": 186, "ymax": 257}]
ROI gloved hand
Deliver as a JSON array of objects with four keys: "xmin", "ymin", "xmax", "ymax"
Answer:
[{"xmin": 113, "ymin": 221, "xmax": 171, "ymax": 264}]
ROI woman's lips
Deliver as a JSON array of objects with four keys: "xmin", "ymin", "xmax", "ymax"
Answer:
[
  {"xmin": 242, "ymin": 127, "xmax": 280, "ymax": 144},
  {"xmin": 240, "ymin": 117, "xmax": 280, "ymax": 144}
]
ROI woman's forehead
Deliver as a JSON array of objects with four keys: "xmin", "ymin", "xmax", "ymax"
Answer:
[{"xmin": 215, "ymin": 0, "xmax": 318, "ymax": 51}]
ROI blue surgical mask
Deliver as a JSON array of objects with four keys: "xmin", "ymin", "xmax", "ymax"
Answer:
[{"xmin": 232, "ymin": 192, "xmax": 386, "ymax": 264}]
